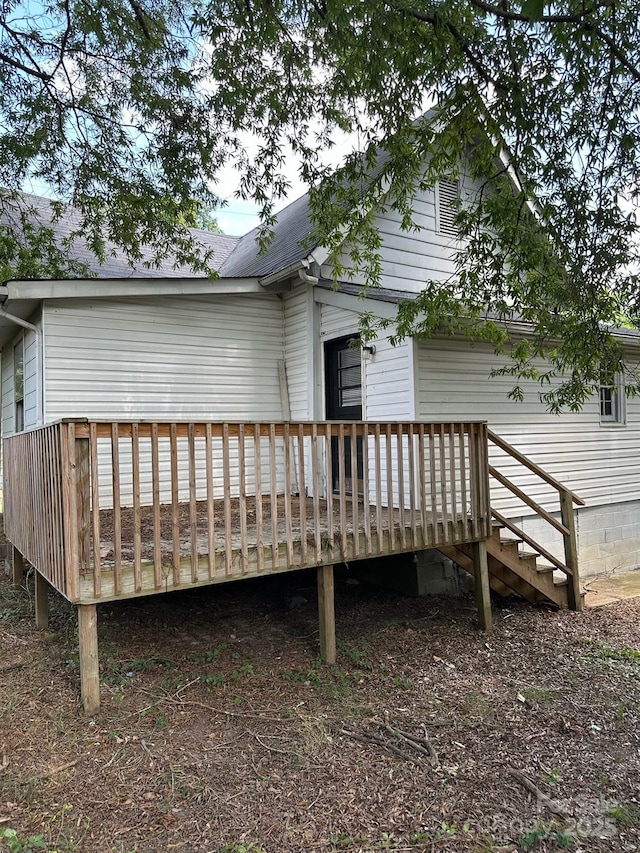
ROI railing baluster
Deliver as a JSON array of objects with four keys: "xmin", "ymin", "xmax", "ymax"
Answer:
[
  {"xmin": 131, "ymin": 423, "xmax": 142, "ymax": 593},
  {"xmin": 205, "ymin": 423, "xmax": 216, "ymax": 579},
  {"xmin": 269, "ymin": 424, "xmax": 279, "ymax": 570},
  {"xmin": 458, "ymin": 424, "xmax": 468, "ymax": 538},
  {"xmin": 298, "ymin": 423, "xmax": 307, "ymax": 566},
  {"xmin": 338, "ymin": 423, "xmax": 348, "ymax": 560},
  {"xmin": 418, "ymin": 424, "xmax": 427, "ymax": 546},
  {"xmin": 428, "ymin": 423, "xmax": 438, "ymax": 542},
  {"xmin": 397, "ymin": 425, "xmax": 406, "ymax": 549},
  {"xmin": 362, "ymin": 424, "xmax": 371, "ymax": 556},
  {"xmin": 351, "ymin": 422, "xmax": 359, "ymax": 558},
  {"xmin": 170, "ymin": 423, "xmax": 181, "ymax": 584},
  {"xmin": 151, "ymin": 423, "xmax": 162, "ymax": 588},
  {"xmin": 254, "ymin": 424, "xmax": 264, "ymax": 574},
  {"xmin": 438, "ymin": 423, "xmax": 449, "ymax": 543},
  {"xmin": 325, "ymin": 422, "xmax": 334, "ymax": 553},
  {"xmin": 448, "ymin": 423, "xmax": 458, "ymax": 538},
  {"xmin": 188, "ymin": 423, "xmax": 199, "ymax": 582},
  {"xmin": 283, "ymin": 423, "xmax": 294, "ymax": 566},
  {"xmin": 111, "ymin": 423, "xmax": 123, "ymax": 593},
  {"xmin": 386, "ymin": 424, "xmax": 395, "ymax": 550},
  {"xmin": 90, "ymin": 422, "xmax": 102, "ymax": 598},
  {"xmin": 223, "ymin": 423, "xmax": 233, "ymax": 577},
  {"xmin": 312, "ymin": 424, "xmax": 322, "ymax": 563},
  {"xmin": 408, "ymin": 423, "xmax": 417, "ymax": 548},
  {"xmin": 238, "ymin": 424, "xmax": 248, "ymax": 575},
  {"xmin": 375, "ymin": 424, "xmax": 383, "ymax": 553}
]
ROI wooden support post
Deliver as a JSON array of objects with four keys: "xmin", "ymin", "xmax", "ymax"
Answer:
[
  {"xmin": 317, "ymin": 564, "xmax": 336, "ymax": 664},
  {"xmin": 560, "ymin": 490, "xmax": 583, "ymax": 612},
  {"xmin": 78, "ymin": 604, "xmax": 100, "ymax": 715},
  {"xmin": 472, "ymin": 539, "xmax": 492, "ymax": 632},
  {"xmin": 34, "ymin": 570, "xmax": 49, "ymax": 630},
  {"xmin": 12, "ymin": 546, "xmax": 24, "ymax": 588}
]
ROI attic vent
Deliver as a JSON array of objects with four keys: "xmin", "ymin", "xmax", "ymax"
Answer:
[{"xmin": 437, "ymin": 178, "xmax": 460, "ymax": 237}]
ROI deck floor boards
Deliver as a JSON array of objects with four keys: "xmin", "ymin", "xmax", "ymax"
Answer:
[{"xmin": 77, "ymin": 495, "xmax": 475, "ymax": 603}]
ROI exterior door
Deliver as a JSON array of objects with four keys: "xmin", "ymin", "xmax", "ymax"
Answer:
[{"xmin": 325, "ymin": 336, "xmax": 364, "ymax": 494}]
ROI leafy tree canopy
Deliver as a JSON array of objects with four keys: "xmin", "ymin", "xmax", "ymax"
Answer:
[{"xmin": 1, "ymin": 0, "xmax": 639, "ymax": 409}]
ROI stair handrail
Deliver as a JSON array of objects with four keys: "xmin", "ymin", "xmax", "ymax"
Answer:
[
  {"xmin": 487, "ymin": 430, "xmax": 585, "ymax": 506},
  {"xmin": 487, "ymin": 429, "xmax": 583, "ymax": 611}
]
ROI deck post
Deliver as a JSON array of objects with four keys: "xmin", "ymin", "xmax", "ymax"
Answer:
[
  {"xmin": 11, "ymin": 546, "xmax": 24, "ymax": 588},
  {"xmin": 78, "ymin": 603, "xmax": 100, "ymax": 715},
  {"xmin": 34, "ymin": 570, "xmax": 50, "ymax": 630},
  {"xmin": 472, "ymin": 539, "xmax": 492, "ymax": 632},
  {"xmin": 317, "ymin": 564, "xmax": 336, "ymax": 664},
  {"xmin": 560, "ymin": 490, "xmax": 582, "ymax": 612}
]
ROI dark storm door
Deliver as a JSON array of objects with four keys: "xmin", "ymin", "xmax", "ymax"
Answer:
[{"xmin": 325, "ymin": 336, "xmax": 364, "ymax": 494}]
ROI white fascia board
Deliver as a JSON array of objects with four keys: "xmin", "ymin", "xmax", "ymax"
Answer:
[
  {"xmin": 313, "ymin": 286, "xmax": 402, "ymax": 322},
  {"xmin": 6, "ymin": 277, "xmax": 264, "ymax": 302}
]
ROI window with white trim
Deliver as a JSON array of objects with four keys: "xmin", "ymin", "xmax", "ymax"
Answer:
[
  {"xmin": 600, "ymin": 372, "xmax": 625, "ymax": 425},
  {"xmin": 436, "ymin": 178, "xmax": 460, "ymax": 237},
  {"xmin": 14, "ymin": 337, "xmax": 24, "ymax": 433}
]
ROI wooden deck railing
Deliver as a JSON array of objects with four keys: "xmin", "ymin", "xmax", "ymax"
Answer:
[
  {"xmin": 487, "ymin": 430, "xmax": 584, "ymax": 610},
  {"xmin": 4, "ymin": 419, "xmax": 490, "ymax": 603}
]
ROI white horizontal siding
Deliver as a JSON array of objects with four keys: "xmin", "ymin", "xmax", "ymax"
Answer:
[
  {"xmin": 364, "ymin": 337, "xmax": 412, "ymax": 421},
  {"xmin": 364, "ymin": 337, "xmax": 412, "ymax": 504},
  {"xmin": 44, "ymin": 295, "xmax": 285, "ymax": 421},
  {"xmin": 23, "ymin": 329, "xmax": 39, "ymax": 429},
  {"xmin": 416, "ymin": 337, "xmax": 640, "ymax": 512},
  {"xmin": 42, "ymin": 294, "xmax": 287, "ymax": 507},
  {"xmin": 320, "ymin": 303, "xmax": 359, "ymax": 342},
  {"xmin": 331, "ymin": 174, "xmax": 480, "ymax": 293},
  {"xmin": 283, "ymin": 284, "xmax": 310, "ymax": 419},
  {"xmin": 1, "ymin": 324, "xmax": 40, "ymax": 436}
]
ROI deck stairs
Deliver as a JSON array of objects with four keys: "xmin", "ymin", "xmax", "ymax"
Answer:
[{"xmin": 439, "ymin": 430, "xmax": 585, "ymax": 611}]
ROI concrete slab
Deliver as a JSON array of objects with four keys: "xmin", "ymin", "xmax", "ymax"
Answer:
[{"xmin": 583, "ymin": 569, "xmax": 640, "ymax": 608}]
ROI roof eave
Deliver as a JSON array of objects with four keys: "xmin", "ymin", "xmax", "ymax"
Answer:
[{"xmin": 4, "ymin": 276, "xmax": 270, "ymax": 302}]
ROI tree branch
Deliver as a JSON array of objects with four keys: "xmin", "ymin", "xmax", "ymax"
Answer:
[
  {"xmin": 0, "ymin": 48, "xmax": 53, "ymax": 81},
  {"xmin": 468, "ymin": 0, "xmax": 613, "ymax": 24},
  {"xmin": 592, "ymin": 24, "xmax": 640, "ymax": 82},
  {"xmin": 383, "ymin": 0, "xmax": 506, "ymax": 92}
]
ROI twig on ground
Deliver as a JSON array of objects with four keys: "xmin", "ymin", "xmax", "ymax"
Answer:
[
  {"xmin": 339, "ymin": 728, "xmax": 419, "ymax": 763},
  {"xmin": 132, "ymin": 687, "xmax": 293, "ymax": 723},
  {"xmin": 0, "ymin": 662, "xmax": 24, "ymax": 674},
  {"xmin": 28, "ymin": 759, "xmax": 78, "ymax": 782},
  {"xmin": 252, "ymin": 733, "xmax": 293, "ymax": 755},
  {"xmin": 380, "ymin": 722, "xmax": 441, "ymax": 764},
  {"xmin": 507, "ymin": 767, "xmax": 571, "ymax": 820}
]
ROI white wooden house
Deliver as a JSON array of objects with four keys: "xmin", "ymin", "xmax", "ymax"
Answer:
[{"xmin": 3, "ymin": 180, "xmax": 631, "ymax": 711}]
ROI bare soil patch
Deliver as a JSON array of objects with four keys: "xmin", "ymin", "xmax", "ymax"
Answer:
[{"xmin": 1, "ymin": 566, "xmax": 639, "ymax": 853}]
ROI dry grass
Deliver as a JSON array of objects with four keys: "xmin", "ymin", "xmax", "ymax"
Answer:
[{"xmin": 1, "ymin": 565, "xmax": 639, "ymax": 853}]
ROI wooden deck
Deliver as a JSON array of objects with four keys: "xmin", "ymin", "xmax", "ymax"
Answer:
[
  {"xmin": 4, "ymin": 419, "xmax": 491, "ymax": 604},
  {"xmin": 4, "ymin": 418, "xmax": 492, "ymax": 713}
]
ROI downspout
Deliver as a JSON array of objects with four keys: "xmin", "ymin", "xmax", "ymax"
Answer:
[{"xmin": 0, "ymin": 306, "xmax": 38, "ymax": 334}]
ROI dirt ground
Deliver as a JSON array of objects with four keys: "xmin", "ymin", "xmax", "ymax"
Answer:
[{"xmin": 1, "ymin": 564, "xmax": 639, "ymax": 853}]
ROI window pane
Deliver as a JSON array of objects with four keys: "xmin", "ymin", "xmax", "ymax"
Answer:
[
  {"xmin": 340, "ymin": 386, "xmax": 362, "ymax": 408},
  {"xmin": 14, "ymin": 338, "xmax": 24, "ymax": 401},
  {"xmin": 600, "ymin": 385, "xmax": 613, "ymax": 418},
  {"xmin": 338, "ymin": 347, "xmax": 360, "ymax": 369}
]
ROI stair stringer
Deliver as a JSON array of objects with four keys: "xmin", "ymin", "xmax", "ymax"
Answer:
[{"xmin": 438, "ymin": 533, "xmax": 570, "ymax": 609}]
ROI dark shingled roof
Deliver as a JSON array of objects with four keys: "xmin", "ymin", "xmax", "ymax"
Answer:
[
  {"xmin": 219, "ymin": 193, "xmax": 316, "ymax": 278},
  {"xmin": 2, "ymin": 193, "xmax": 239, "ymax": 279},
  {"xmin": 315, "ymin": 279, "xmax": 417, "ymax": 304}
]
